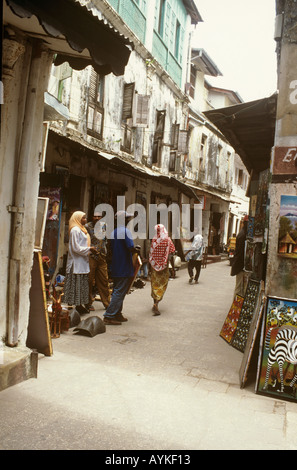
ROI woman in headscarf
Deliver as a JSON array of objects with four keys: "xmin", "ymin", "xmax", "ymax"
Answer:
[
  {"xmin": 149, "ymin": 224, "xmax": 175, "ymax": 316},
  {"xmin": 63, "ymin": 211, "xmax": 96, "ymax": 313},
  {"xmin": 185, "ymin": 234, "xmax": 204, "ymax": 284}
]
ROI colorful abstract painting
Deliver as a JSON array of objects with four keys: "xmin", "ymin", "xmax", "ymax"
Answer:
[
  {"xmin": 256, "ymin": 296, "xmax": 297, "ymax": 402},
  {"xmin": 231, "ymin": 279, "xmax": 261, "ymax": 352},
  {"xmin": 220, "ymin": 295, "xmax": 244, "ymax": 344}
]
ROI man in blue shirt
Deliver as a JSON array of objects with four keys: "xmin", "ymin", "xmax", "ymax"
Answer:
[{"xmin": 104, "ymin": 211, "xmax": 138, "ymax": 325}]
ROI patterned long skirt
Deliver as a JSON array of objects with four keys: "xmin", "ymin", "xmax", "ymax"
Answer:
[
  {"xmin": 150, "ymin": 267, "xmax": 170, "ymax": 302},
  {"xmin": 63, "ymin": 270, "xmax": 89, "ymax": 306}
]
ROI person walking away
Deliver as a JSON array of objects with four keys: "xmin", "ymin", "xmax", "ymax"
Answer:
[
  {"xmin": 149, "ymin": 224, "xmax": 175, "ymax": 316},
  {"xmin": 103, "ymin": 211, "xmax": 139, "ymax": 325},
  {"xmin": 186, "ymin": 234, "xmax": 204, "ymax": 284},
  {"xmin": 231, "ymin": 215, "xmax": 248, "ymax": 297},
  {"xmin": 85, "ymin": 211, "xmax": 111, "ymax": 311},
  {"xmin": 63, "ymin": 211, "xmax": 97, "ymax": 314}
]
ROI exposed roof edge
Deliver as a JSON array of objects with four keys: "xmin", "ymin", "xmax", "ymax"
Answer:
[
  {"xmin": 183, "ymin": 0, "xmax": 203, "ymax": 24},
  {"xmin": 191, "ymin": 48, "xmax": 222, "ymax": 77}
]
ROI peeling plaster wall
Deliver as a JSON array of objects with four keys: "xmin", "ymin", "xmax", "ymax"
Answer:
[
  {"xmin": 0, "ymin": 39, "xmax": 29, "ymax": 341},
  {"xmin": 50, "ymin": 46, "xmax": 188, "ymax": 176},
  {"xmin": 0, "ymin": 36, "xmax": 52, "ymax": 344},
  {"xmin": 266, "ymin": 0, "xmax": 297, "ymax": 299}
]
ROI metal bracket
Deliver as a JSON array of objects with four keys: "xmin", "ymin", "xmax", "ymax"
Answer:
[{"xmin": 7, "ymin": 205, "xmax": 25, "ymax": 214}]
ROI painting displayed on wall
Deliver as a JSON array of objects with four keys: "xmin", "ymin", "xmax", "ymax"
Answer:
[
  {"xmin": 239, "ymin": 292, "xmax": 266, "ymax": 388},
  {"xmin": 231, "ymin": 279, "xmax": 261, "ymax": 352},
  {"xmin": 39, "ymin": 187, "xmax": 62, "ymax": 275},
  {"xmin": 220, "ymin": 294, "xmax": 244, "ymax": 344},
  {"xmin": 256, "ymin": 296, "xmax": 297, "ymax": 402},
  {"xmin": 278, "ymin": 195, "xmax": 297, "ymax": 259}
]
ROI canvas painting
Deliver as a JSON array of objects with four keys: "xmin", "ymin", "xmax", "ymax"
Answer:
[
  {"xmin": 220, "ymin": 294, "xmax": 244, "ymax": 344},
  {"xmin": 278, "ymin": 195, "xmax": 297, "ymax": 258},
  {"xmin": 231, "ymin": 279, "xmax": 261, "ymax": 352},
  {"xmin": 256, "ymin": 296, "xmax": 297, "ymax": 402}
]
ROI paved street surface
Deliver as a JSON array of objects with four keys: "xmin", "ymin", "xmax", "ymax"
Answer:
[{"xmin": 1, "ymin": 260, "xmax": 297, "ymax": 452}]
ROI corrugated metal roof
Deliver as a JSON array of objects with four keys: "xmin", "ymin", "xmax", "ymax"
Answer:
[
  {"xmin": 5, "ymin": 0, "xmax": 134, "ymax": 76},
  {"xmin": 204, "ymin": 94, "xmax": 277, "ymax": 174}
]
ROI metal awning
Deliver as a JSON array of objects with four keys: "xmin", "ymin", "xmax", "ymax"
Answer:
[
  {"xmin": 44, "ymin": 92, "xmax": 69, "ymax": 121},
  {"xmin": 203, "ymin": 94, "xmax": 277, "ymax": 174},
  {"xmin": 5, "ymin": 0, "xmax": 134, "ymax": 76}
]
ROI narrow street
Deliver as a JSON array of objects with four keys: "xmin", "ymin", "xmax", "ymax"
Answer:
[{"xmin": 1, "ymin": 260, "xmax": 296, "ymax": 451}]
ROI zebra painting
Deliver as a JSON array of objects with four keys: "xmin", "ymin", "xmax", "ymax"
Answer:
[{"xmin": 263, "ymin": 326, "xmax": 297, "ymax": 393}]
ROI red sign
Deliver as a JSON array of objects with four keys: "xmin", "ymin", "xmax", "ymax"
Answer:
[{"xmin": 273, "ymin": 146, "xmax": 297, "ymax": 174}]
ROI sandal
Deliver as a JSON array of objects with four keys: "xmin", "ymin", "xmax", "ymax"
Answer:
[{"xmin": 152, "ymin": 304, "xmax": 160, "ymax": 316}]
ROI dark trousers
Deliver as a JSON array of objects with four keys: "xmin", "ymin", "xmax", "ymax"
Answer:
[{"xmin": 188, "ymin": 260, "xmax": 202, "ymax": 281}]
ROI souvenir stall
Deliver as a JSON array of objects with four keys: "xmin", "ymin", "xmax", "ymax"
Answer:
[
  {"xmin": 207, "ymin": 90, "xmax": 297, "ymax": 402},
  {"xmin": 219, "ymin": 168, "xmax": 270, "ymax": 389}
]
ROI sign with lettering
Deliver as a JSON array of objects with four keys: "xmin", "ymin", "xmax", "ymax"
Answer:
[{"xmin": 273, "ymin": 146, "xmax": 297, "ymax": 175}]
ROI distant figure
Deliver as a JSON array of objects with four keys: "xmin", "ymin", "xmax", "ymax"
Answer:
[
  {"xmin": 186, "ymin": 234, "xmax": 204, "ymax": 284},
  {"xmin": 63, "ymin": 211, "xmax": 97, "ymax": 313},
  {"xmin": 231, "ymin": 215, "xmax": 248, "ymax": 297},
  {"xmin": 228, "ymin": 233, "xmax": 237, "ymax": 253},
  {"xmin": 149, "ymin": 224, "xmax": 175, "ymax": 316},
  {"xmin": 85, "ymin": 210, "xmax": 110, "ymax": 311}
]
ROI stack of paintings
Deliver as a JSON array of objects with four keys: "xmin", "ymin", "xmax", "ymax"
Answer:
[
  {"xmin": 220, "ymin": 295, "xmax": 244, "ymax": 344},
  {"xmin": 230, "ymin": 279, "xmax": 261, "ymax": 353}
]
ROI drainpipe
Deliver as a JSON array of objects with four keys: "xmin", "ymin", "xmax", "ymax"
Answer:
[{"xmin": 6, "ymin": 41, "xmax": 42, "ymax": 347}]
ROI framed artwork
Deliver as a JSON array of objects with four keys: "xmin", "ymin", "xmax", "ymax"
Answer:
[
  {"xmin": 278, "ymin": 195, "xmax": 297, "ymax": 259},
  {"xmin": 239, "ymin": 292, "xmax": 266, "ymax": 388},
  {"xmin": 38, "ymin": 187, "xmax": 62, "ymax": 274},
  {"xmin": 231, "ymin": 279, "xmax": 261, "ymax": 352},
  {"xmin": 256, "ymin": 296, "xmax": 297, "ymax": 402},
  {"xmin": 34, "ymin": 197, "xmax": 49, "ymax": 250},
  {"xmin": 40, "ymin": 122, "xmax": 49, "ymax": 172},
  {"xmin": 220, "ymin": 294, "xmax": 244, "ymax": 344}
]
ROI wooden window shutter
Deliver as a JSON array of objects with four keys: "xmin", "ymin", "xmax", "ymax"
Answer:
[
  {"xmin": 171, "ymin": 123, "xmax": 180, "ymax": 149},
  {"xmin": 122, "ymin": 83, "xmax": 135, "ymax": 120},
  {"xmin": 178, "ymin": 130, "xmax": 189, "ymax": 154},
  {"xmin": 89, "ymin": 67, "xmax": 97, "ymax": 103},
  {"xmin": 133, "ymin": 94, "xmax": 150, "ymax": 127}
]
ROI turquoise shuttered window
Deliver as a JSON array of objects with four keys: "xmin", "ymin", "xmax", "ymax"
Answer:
[
  {"xmin": 152, "ymin": 0, "xmax": 187, "ymax": 87},
  {"xmin": 107, "ymin": 0, "xmax": 147, "ymax": 43}
]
